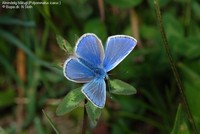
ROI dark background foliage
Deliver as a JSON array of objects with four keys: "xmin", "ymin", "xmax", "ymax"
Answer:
[{"xmin": 0, "ymin": 0, "xmax": 200, "ymax": 133}]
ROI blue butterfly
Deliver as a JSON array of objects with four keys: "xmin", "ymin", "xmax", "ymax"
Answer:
[{"xmin": 63, "ymin": 33, "xmax": 137, "ymax": 108}]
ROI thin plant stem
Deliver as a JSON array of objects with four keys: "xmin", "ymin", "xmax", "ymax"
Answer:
[
  {"xmin": 82, "ymin": 99, "xmax": 88, "ymax": 134},
  {"xmin": 153, "ymin": 0, "xmax": 198, "ymax": 133},
  {"xmin": 16, "ymin": 48, "xmax": 26, "ymax": 133},
  {"xmin": 97, "ymin": 0, "xmax": 105, "ymax": 22}
]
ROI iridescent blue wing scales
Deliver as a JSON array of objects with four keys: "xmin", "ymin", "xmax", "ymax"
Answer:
[
  {"xmin": 63, "ymin": 58, "xmax": 95, "ymax": 83},
  {"xmin": 82, "ymin": 78, "xmax": 106, "ymax": 108},
  {"xmin": 75, "ymin": 33, "xmax": 104, "ymax": 67},
  {"xmin": 103, "ymin": 35, "xmax": 137, "ymax": 72}
]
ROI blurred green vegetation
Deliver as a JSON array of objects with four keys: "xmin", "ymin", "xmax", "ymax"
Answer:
[{"xmin": 0, "ymin": 0, "xmax": 200, "ymax": 133}]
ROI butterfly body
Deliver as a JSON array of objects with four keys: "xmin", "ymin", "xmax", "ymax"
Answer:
[{"xmin": 63, "ymin": 33, "xmax": 137, "ymax": 108}]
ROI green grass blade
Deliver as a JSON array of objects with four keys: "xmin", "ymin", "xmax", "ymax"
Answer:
[
  {"xmin": 153, "ymin": 0, "xmax": 198, "ymax": 133},
  {"xmin": 0, "ymin": 16, "xmax": 35, "ymax": 27},
  {"xmin": 0, "ymin": 54, "xmax": 23, "ymax": 87},
  {"xmin": 42, "ymin": 110, "xmax": 60, "ymax": 134},
  {"xmin": 0, "ymin": 29, "xmax": 62, "ymax": 75},
  {"xmin": 171, "ymin": 104, "xmax": 190, "ymax": 134}
]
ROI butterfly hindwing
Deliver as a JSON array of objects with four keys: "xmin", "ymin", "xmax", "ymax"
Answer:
[
  {"xmin": 63, "ymin": 58, "xmax": 95, "ymax": 83},
  {"xmin": 103, "ymin": 35, "xmax": 137, "ymax": 72},
  {"xmin": 82, "ymin": 78, "xmax": 106, "ymax": 108},
  {"xmin": 75, "ymin": 33, "xmax": 104, "ymax": 67}
]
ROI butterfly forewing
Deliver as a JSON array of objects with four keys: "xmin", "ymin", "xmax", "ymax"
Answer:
[
  {"xmin": 103, "ymin": 35, "xmax": 137, "ymax": 72},
  {"xmin": 75, "ymin": 33, "xmax": 104, "ymax": 68},
  {"xmin": 63, "ymin": 58, "xmax": 95, "ymax": 83}
]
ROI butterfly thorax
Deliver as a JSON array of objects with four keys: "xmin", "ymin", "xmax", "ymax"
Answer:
[
  {"xmin": 94, "ymin": 67, "xmax": 106, "ymax": 79},
  {"xmin": 78, "ymin": 57, "xmax": 106, "ymax": 78}
]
